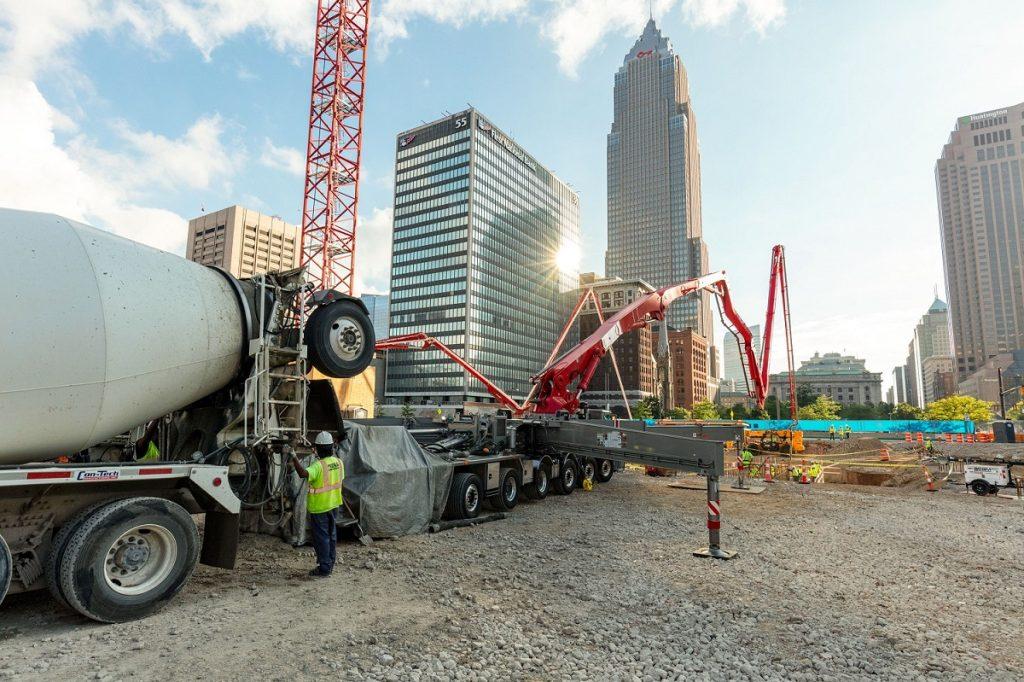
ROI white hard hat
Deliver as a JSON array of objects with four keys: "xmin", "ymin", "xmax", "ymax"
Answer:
[{"xmin": 314, "ymin": 431, "xmax": 334, "ymax": 446}]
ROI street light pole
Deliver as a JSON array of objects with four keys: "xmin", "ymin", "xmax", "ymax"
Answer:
[{"xmin": 998, "ymin": 368, "xmax": 1006, "ymax": 419}]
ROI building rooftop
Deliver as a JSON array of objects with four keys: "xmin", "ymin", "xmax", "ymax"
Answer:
[
  {"xmin": 927, "ymin": 297, "xmax": 948, "ymax": 314},
  {"xmin": 624, "ymin": 18, "xmax": 672, "ymax": 63},
  {"xmin": 796, "ymin": 352, "xmax": 874, "ymax": 376}
]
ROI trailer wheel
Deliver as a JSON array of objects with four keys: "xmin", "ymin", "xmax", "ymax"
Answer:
[
  {"xmin": 46, "ymin": 501, "xmax": 117, "ymax": 611},
  {"xmin": 970, "ymin": 480, "xmax": 990, "ymax": 496},
  {"xmin": 490, "ymin": 468, "xmax": 520, "ymax": 511},
  {"xmin": 595, "ymin": 458, "xmax": 614, "ymax": 483},
  {"xmin": 580, "ymin": 459, "xmax": 596, "ymax": 485},
  {"xmin": 306, "ymin": 299, "xmax": 376, "ymax": 379},
  {"xmin": 524, "ymin": 465, "xmax": 550, "ymax": 500},
  {"xmin": 58, "ymin": 497, "xmax": 199, "ymax": 623},
  {"xmin": 0, "ymin": 534, "xmax": 11, "ymax": 608},
  {"xmin": 553, "ymin": 458, "xmax": 578, "ymax": 495},
  {"xmin": 446, "ymin": 473, "xmax": 483, "ymax": 520}
]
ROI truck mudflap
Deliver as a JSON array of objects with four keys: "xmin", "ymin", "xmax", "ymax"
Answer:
[
  {"xmin": 0, "ymin": 534, "xmax": 11, "ymax": 607},
  {"xmin": 200, "ymin": 511, "xmax": 240, "ymax": 570}
]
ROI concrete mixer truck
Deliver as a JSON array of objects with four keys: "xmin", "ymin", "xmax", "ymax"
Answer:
[{"xmin": 0, "ymin": 209, "xmax": 377, "ymax": 622}]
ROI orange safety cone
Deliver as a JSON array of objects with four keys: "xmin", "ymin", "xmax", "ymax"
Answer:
[
  {"xmin": 916, "ymin": 432, "xmax": 924, "ymax": 443},
  {"xmin": 763, "ymin": 458, "xmax": 773, "ymax": 483},
  {"xmin": 798, "ymin": 462, "xmax": 810, "ymax": 484},
  {"xmin": 922, "ymin": 466, "xmax": 936, "ymax": 492},
  {"xmin": 904, "ymin": 432, "xmax": 912, "ymax": 442},
  {"xmin": 957, "ymin": 433, "xmax": 964, "ymax": 443},
  {"xmin": 966, "ymin": 433, "xmax": 974, "ymax": 444},
  {"xmin": 945, "ymin": 433, "xmax": 953, "ymax": 443},
  {"xmin": 879, "ymin": 446, "xmax": 890, "ymax": 462}
]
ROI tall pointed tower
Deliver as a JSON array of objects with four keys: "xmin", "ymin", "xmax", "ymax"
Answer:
[{"xmin": 606, "ymin": 19, "xmax": 712, "ymax": 340}]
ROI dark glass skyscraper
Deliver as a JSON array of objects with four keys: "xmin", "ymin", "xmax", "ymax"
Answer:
[
  {"xmin": 606, "ymin": 18, "xmax": 712, "ymax": 339},
  {"xmin": 385, "ymin": 109, "xmax": 581, "ymax": 407}
]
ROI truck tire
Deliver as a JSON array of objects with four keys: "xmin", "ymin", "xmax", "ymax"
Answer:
[
  {"xmin": 490, "ymin": 467, "xmax": 520, "ymax": 511},
  {"xmin": 46, "ymin": 501, "xmax": 118, "ymax": 611},
  {"xmin": 306, "ymin": 299, "xmax": 376, "ymax": 378},
  {"xmin": 524, "ymin": 465, "xmax": 550, "ymax": 500},
  {"xmin": 58, "ymin": 497, "xmax": 199, "ymax": 623},
  {"xmin": 595, "ymin": 458, "xmax": 614, "ymax": 483},
  {"xmin": 0, "ymin": 534, "xmax": 11, "ymax": 607},
  {"xmin": 445, "ymin": 473, "xmax": 483, "ymax": 520},
  {"xmin": 580, "ymin": 459, "xmax": 596, "ymax": 485},
  {"xmin": 553, "ymin": 458, "xmax": 578, "ymax": 496},
  {"xmin": 970, "ymin": 480, "xmax": 990, "ymax": 496}
]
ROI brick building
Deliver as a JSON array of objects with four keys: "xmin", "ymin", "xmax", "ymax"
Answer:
[{"xmin": 668, "ymin": 328, "xmax": 708, "ymax": 410}]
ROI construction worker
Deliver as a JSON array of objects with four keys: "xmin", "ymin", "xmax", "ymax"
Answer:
[
  {"xmin": 734, "ymin": 448, "xmax": 754, "ymax": 489},
  {"xmin": 843, "ymin": 425, "xmax": 852, "ymax": 440},
  {"xmin": 291, "ymin": 431, "xmax": 345, "ymax": 578},
  {"xmin": 828, "ymin": 424, "xmax": 836, "ymax": 441},
  {"xmin": 134, "ymin": 420, "xmax": 160, "ymax": 462},
  {"xmin": 809, "ymin": 461, "xmax": 822, "ymax": 482}
]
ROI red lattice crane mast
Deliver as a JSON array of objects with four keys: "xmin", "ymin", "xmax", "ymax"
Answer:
[{"xmin": 301, "ymin": 0, "xmax": 371, "ymax": 294}]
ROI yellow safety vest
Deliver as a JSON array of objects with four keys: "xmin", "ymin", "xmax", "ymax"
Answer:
[
  {"xmin": 307, "ymin": 456, "xmax": 344, "ymax": 514},
  {"xmin": 139, "ymin": 441, "xmax": 159, "ymax": 462}
]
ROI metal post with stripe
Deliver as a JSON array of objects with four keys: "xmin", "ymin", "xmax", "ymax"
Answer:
[{"xmin": 693, "ymin": 475, "xmax": 737, "ymax": 560}]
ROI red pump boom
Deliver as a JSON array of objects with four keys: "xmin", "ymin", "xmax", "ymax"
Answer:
[{"xmin": 376, "ymin": 246, "xmax": 795, "ymax": 417}]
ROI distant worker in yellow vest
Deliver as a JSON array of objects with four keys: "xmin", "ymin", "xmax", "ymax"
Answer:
[
  {"xmin": 809, "ymin": 462, "xmax": 822, "ymax": 481},
  {"xmin": 828, "ymin": 424, "xmax": 836, "ymax": 441},
  {"xmin": 134, "ymin": 420, "xmax": 160, "ymax": 462},
  {"xmin": 291, "ymin": 431, "xmax": 345, "ymax": 578},
  {"xmin": 844, "ymin": 425, "xmax": 852, "ymax": 440}
]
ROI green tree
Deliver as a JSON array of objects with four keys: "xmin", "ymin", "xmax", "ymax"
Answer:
[
  {"xmin": 891, "ymin": 402, "xmax": 925, "ymax": 420},
  {"xmin": 925, "ymin": 395, "xmax": 994, "ymax": 422},
  {"xmin": 798, "ymin": 395, "xmax": 841, "ymax": 420},
  {"xmin": 763, "ymin": 396, "xmax": 792, "ymax": 419},
  {"xmin": 667, "ymin": 407, "xmax": 691, "ymax": 419},
  {"xmin": 796, "ymin": 385, "xmax": 817, "ymax": 407},
  {"xmin": 1007, "ymin": 400, "xmax": 1024, "ymax": 420},
  {"xmin": 634, "ymin": 396, "xmax": 663, "ymax": 419},
  {"xmin": 840, "ymin": 403, "xmax": 876, "ymax": 420},
  {"xmin": 691, "ymin": 400, "xmax": 720, "ymax": 420},
  {"xmin": 400, "ymin": 401, "xmax": 415, "ymax": 419},
  {"xmin": 727, "ymin": 404, "xmax": 750, "ymax": 420},
  {"xmin": 632, "ymin": 400, "xmax": 652, "ymax": 419},
  {"xmin": 875, "ymin": 401, "xmax": 894, "ymax": 419}
]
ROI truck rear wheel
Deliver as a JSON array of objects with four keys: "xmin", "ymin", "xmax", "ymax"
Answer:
[
  {"xmin": 58, "ymin": 497, "xmax": 199, "ymax": 623},
  {"xmin": 0, "ymin": 534, "xmax": 11, "ymax": 607},
  {"xmin": 306, "ymin": 299, "xmax": 376, "ymax": 378},
  {"xmin": 490, "ymin": 467, "xmax": 520, "ymax": 511},
  {"xmin": 553, "ymin": 459, "xmax": 578, "ymax": 495},
  {"xmin": 595, "ymin": 458, "xmax": 614, "ymax": 483},
  {"xmin": 46, "ymin": 501, "xmax": 115, "ymax": 611},
  {"xmin": 580, "ymin": 459, "xmax": 596, "ymax": 485},
  {"xmin": 446, "ymin": 473, "xmax": 483, "ymax": 520},
  {"xmin": 524, "ymin": 465, "xmax": 550, "ymax": 500}
]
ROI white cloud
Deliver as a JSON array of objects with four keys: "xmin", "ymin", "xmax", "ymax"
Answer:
[
  {"xmin": 682, "ymin": 0, "xmax": 785, "ymax": 33},
  {"xmin": 375, "ymin": 0, "xmax": 529, "ymax": 54},
  {"xmin": 0, "ymin": 75, "xmax": 239, "ymax": 253},
  {"xmin": 260, "ymin": 139, "xmax": 306, "ymax": 177},
  {"xmin": 353, "ymin": 206, "xmax": 394, "ymax": 295},
  {"xmin": 0, "ymin": 0, "xmax": 315, "ymax": 76}
]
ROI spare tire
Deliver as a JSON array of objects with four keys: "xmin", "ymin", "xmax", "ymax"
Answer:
[
  {"xmin": 306, "ymin": 299, "xmax": 376, "ymax": 378},
  {"xmin": 0, "ymin": 534, "xmax": 11, "ymax": 607}
]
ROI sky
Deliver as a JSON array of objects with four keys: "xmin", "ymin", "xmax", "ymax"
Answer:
[{"xmin": 2, "ymin": 0, "xmax": 1023, "ymax": 393}]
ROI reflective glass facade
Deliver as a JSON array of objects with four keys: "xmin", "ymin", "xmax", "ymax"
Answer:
[{"xmin": 386, "ymin": 110, "xmax": 581, "ymax": 405}]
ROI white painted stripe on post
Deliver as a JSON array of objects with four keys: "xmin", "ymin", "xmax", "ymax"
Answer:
[{"xmin": 708, "ymin": 501, "xmax": 720, "ymax": 517}]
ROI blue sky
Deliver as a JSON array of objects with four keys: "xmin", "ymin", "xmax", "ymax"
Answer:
[{"xmin": 2, "ymin": 0, "xmax": 1023, "ymax": 391}]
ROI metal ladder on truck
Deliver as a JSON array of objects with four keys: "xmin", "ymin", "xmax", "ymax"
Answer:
[{"xmin": 244, "ymin": 275, "xmax": 310, "ymax": 447}]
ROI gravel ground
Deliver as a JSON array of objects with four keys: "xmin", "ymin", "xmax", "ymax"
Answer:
[{"xmin": 1, "ymin": 470, "xmax": 1022, "ymax": 681}]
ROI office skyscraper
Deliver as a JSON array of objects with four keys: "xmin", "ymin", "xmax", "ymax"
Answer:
[
  {"xmin": 386, "ymin": 109, "xmax": 581, "ymax": 407},
  {"xmin": 936, "ymin": 102, "xmax": 1024, "ymax": 379},
  {"xmin": 359, "ymin": 294, "xmax": 389, "ymax": 340},
  {"xmin": 606, "ymin": 18, "xmax": 712, "ymax": 339}
]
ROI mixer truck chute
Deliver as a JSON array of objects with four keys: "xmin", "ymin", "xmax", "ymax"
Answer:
[{"xmin": 0, "ymin": 209, "xmax": 377, "ymax": 621}]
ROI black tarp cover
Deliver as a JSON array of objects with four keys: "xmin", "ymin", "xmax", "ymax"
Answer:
[{"xmin": 339, "ymin": 423, "xmax": 453, "ymax": 537}]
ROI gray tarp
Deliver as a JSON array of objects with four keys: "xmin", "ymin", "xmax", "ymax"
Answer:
[{"xmin": 339, "ymin": 423, "xmax": 454, "ymax": 538}]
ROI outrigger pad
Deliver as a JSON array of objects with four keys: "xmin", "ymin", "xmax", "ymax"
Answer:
[{"xmin": 693, "ymin": 546, "xmax": 738, "ymax": 560}]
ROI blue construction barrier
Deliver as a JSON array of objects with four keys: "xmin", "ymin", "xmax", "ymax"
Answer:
[{"xmin": 744, "ymin": 419, "xmax": 975, "ymax": 434}]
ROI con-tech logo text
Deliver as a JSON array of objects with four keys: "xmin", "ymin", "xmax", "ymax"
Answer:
[{"xmin": 77, "ymin": 470, "xmax": 120, "ymax": 482}]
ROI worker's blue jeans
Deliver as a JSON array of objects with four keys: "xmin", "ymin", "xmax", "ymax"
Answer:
[{"xmin": 310, "ymin": 510, "xmax": 337, "ymax": 574}]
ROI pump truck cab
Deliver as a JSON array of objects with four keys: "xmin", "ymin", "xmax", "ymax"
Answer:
[{"xmin": 0, "ymin": 210, "xmax": 375, "ymax": 622}]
